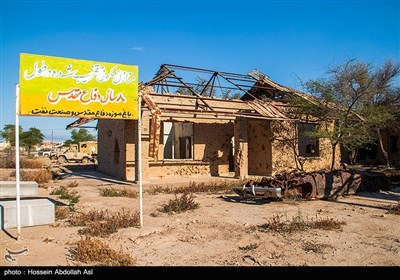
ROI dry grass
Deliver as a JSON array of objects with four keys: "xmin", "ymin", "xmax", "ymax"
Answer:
[
  {"xmin": 55, "ymin": 206, "xmax": 71, "ymax": 220},
  {"xmin": 100, "ymin": 187, "xmax": 138, "ymax": 198},
  {"xmin": 69, "ymin": 236, "xmax": 135, "ymax": 266},
  {"xmin": 19, "ymin": 169, "xmax": 53, "ymax": 184},
  {"xmin": 66, "ymin": 181, "xmax": 79, "ymax": 188},
  {"xmin": 147, "ymin": 180, "xmax": 241, "ymax": 195},
  {"xmin": 146, "ymin": 184, "xmax": 171, "ymax": 195},
  {"xmin": 0, "ymin": 154, "xmax": 14, "ymax": 168},
  {"xmin": 21, "ymin": 158, "xmax": 45, "ymax": 168},
  {"xmin": 159, "ymin": 193, "xmax": 200, "ymax": 214},
  {"xmin": 9, "ymin": 169, "xmax": 53, "ymax": 183},
  {"xmin": 258, "ymin": 211, "xmax": 346, "ymax": 234},
  {"xmin": 173, "ymin": 181, "xmax": 235, "ymax": 194},
  {"xmin": 68, "ymin": 209, "xmax": 140, "ymax": 237},
  {"xmin": 0, "ymin": 155, "xmax": 45, "ymax": 169}
]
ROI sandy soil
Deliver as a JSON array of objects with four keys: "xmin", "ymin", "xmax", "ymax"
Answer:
[{"xmin": 1, "ymin": 161, "xmax": 399, "ymax": 267}]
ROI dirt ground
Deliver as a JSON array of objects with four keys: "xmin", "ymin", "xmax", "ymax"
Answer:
[{"xmin": 1, "ymin": 160, "xmax": 400, "ymax": 267}]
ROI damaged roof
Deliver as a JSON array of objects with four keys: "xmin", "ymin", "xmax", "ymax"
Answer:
[
  {"xmin": 146, "ymin": 64, "xmax": 318, "ymax": 104},
  {"xmin": 67, "ymin": 63, "xmax": 316, "ymax": 129},
  {"xmin": 141, "ymin": 89, "xmax": 289, "ymax": 121}
]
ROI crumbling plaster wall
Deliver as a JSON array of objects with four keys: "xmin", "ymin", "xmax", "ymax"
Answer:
[
  {"xmin": 301, "ymin": 137, "xmax": 338, "ymax": 171},
  {"xmin": 125, "ymin": 120, "xmax": 137, "ymax": 181},
  {"xmin": 148, "ymin": 161, "xmax": 211, "ymax": 178},
  {"xmin": 193, "ymin": 122, "xmax": 234, "ymax": 176},
  {"xmin": 270, "ymin": 120, "xmax": 340, "ymax": 173},
  {"xmin": 247, "ymin": 119, "xmax": 273, "ymax": 175},
  {"xmin": 123, "ymin": 110, "xmax": 151, "ymax": 182},
  {"xmin": 97, "ymin": 119, "xmax": 128, "ymax": 180},
  {"xmin": 98, "ymin": 115, "xmax": 341, "ymax": 181},
  {"xmin": 147, "ymin": 120, "xmax": 234, "ymax": 178}
]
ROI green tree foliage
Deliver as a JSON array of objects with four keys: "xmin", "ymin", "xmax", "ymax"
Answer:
[
  {"xmin": 70, "ymin": 128, "xmax": 96, "ymax": 144},
  {"xmin": 20, "ymin": 127, "xmax": 44, "ymax": 156},
  {"xmin": 299, "ymin": 59, "xmax": 399, "ymax": 168},
  {"xmin": 220, "ymin": 89, "xmax": 242, "ymax": 100},
  {"xmin": 63, "ymin": 139, "xmax": 74, "ymax": 146},
  {"xmin": 1, "ymin": 124, "xmax": 44, "ymax": 156},
  {"xmin": 0, "ymin": 124, "xmax": 22, "ymax": 146}
]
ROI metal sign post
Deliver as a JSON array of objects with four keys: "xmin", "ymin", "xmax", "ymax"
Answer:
[
  {"xmin": 138, "ymin": 93, "xmax": 143, "ymax": 227},
  {"xmin": 15, "ymin": 84, "xmax": 21, "ymax": 239}
]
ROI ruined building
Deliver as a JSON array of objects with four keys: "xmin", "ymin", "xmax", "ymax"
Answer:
[{"xmin": 69, "ymin": 64, "xmax": 341, "ymax": 181}]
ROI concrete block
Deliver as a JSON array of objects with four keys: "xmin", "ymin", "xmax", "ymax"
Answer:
[
  {"xmin": 0, "ymin": 181, "xmax": 38, "ymax": 197},
  {"xmin": 0, "ymin": 198, "xmax": 55, "ymax": 228}
]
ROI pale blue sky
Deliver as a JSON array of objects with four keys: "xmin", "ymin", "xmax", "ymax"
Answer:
[{"xmin": 1, "ymin": 0, "xmax": 399, "ymax": 142}]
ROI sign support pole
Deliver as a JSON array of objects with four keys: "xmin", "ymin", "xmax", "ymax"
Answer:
[
  {"xmin": 15, "ymin": 83, "xmax": 21, "ymax": 240},
  {"xmin": 138, "ymin": 93, "xmax": 143, "ymax": 227}
]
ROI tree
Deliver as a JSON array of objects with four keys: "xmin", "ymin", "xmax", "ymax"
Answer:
[
  {"xmin": 0, "ymin": 124, "xmax": 22, "ymax": 147},
  {"xmin": 63, "ymin": 139, "xmax": 74, "ymax": 146},
  {"xmin": 299, "ymin": 59, "xmax": 400, "ymax": 169},
  {"xmin": 220, "ymin": 89, "xmax": 242, "ymax": 100},
  {"xmin": 358, "ymin": 61, "xmax": 400, "ymax": 165},
  {"xmin": 70, "ymin": 128, "xmax": 96, "ymax": 144},
  {"xmin": 20, "ymin": 127, "xmax": 44, "ymax": 156}
]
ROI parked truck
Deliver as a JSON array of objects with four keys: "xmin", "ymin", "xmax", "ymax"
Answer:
[{"xmin": 50, "ymin": 141, "xmax": 97, "ymax": 163}]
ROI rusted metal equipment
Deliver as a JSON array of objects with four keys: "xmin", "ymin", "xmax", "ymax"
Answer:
[{"xmin": 233, "ymin": 169, "xmax": 362, "ymax": 200}]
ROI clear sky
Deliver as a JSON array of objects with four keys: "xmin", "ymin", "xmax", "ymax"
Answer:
[{"xmin": 1, "ymin": 0, "xmax": 399, "ymax": 142}]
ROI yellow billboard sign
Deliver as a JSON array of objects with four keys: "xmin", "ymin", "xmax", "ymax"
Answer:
[{"xmin": 19, "ymin": 53, "xmax": 138, "ymax": 119}]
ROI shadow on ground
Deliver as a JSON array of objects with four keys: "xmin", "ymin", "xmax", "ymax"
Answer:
[{"xmin": 218, "ymin": 195, "xmax": 274, "ymax": 205}]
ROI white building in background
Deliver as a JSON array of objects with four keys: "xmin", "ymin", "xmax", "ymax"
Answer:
[{"xmin": 41, "ymin": 140, "xmax": 64, "ymax": 149}]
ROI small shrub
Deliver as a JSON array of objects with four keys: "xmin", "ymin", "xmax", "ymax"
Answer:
[
  {"xmin": 147, "ymin": 184, "xmax": 171, "ymax": 195},
  {"xmin": 0, "ymin": 156, "xmax": 45, "ymax": 169},
  {"xmin": 55, "ymin": 206, "xmax": 71, "ymax": 220},
  {"xmin": 19, "ymin": 169, "xmax": 53, "ymax": 184},
  {"xmin": 160, "ymin": 193, "xmax": 200, "ymax": 214},
  {"xmin": 68, "ymin": 209, "xmax": 140, "ymax": 237},
  {"xmin": 0, "ymin": 153, "xmax": 15, "ymax": 168},
  {"xmin": 258, "ymin": 212, "xmax": 346, "ymax": 234},
  {"xmin": 99, "ymin": 187, "xmax": 119, "ymax": 197},
  {"xmin": 51, "ymin": 185, "xmax": 80, "ymax": 204},
  {"xmin": 69, "ymin": 236, "xmax": 135, "ymax": 266},
  {"xmin": 78, "ymin": 221, "xmax": 118, "ymax": 237},
  {"xmin": 66, "ymin": 181, "xmax": 79, "ymax": 188},
  {"xmin": 100, "ymin": 187, "xmax": 138, "ymax": 198},
  {"xmin": 20, "ymin": 158, "xmax": 44, "ymax": 169},
  {"xmin": 310, "ymin": 216, "xmax": 346, "ymax": 230}
]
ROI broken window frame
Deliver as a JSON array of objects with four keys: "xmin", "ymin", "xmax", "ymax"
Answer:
[
  {"xmin": 162, "ymin": 121, "xmax": 194, "ymax": 160},
  {"xmin": 297, "ymin": 122, "xmax": 320, "ymax": 158}
]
